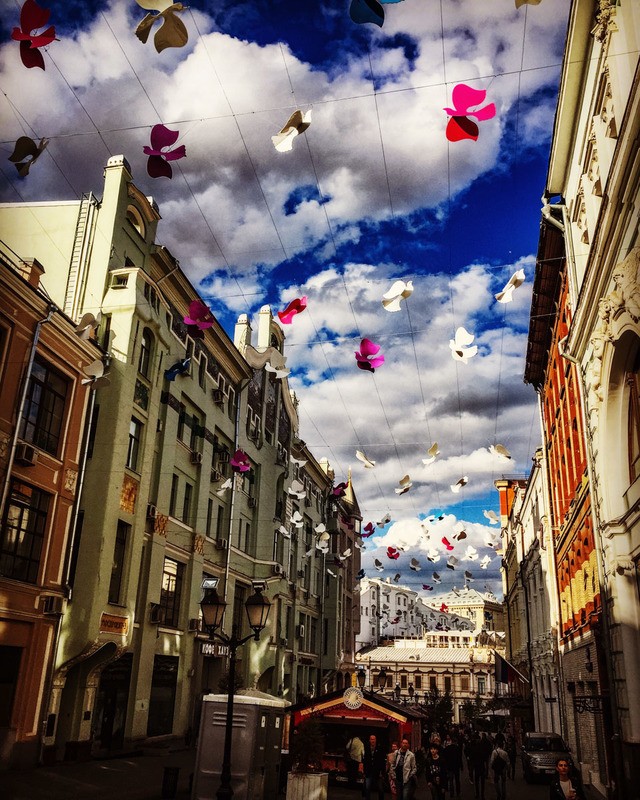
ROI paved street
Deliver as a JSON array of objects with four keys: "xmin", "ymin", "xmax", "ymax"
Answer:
[{"xmin": 1, "ymin": 749, "xmax": 561, "ymax": 800}]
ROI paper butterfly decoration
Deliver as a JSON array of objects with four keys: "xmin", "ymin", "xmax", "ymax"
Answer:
[
  {"xmin": 277, "ymin": 525, "xmax": 291, "ymax": 540},
  {"xmin": 395, "ymin": 475, "xmax": 412, "ymax": 495},
  {"xmin": 265, "ymin": 363, "xmax": 290, "ymax": 379},
  {"xmin": 377, "ymin": 513, "xmax": 391, "ymax": 528},
  {"xmin": 382, "ymin": 279, "xmax": 414, "ymax": 312},
  {"xmin": 356, "ymin": 450, "xmax": 376, "ymax": 468},
  {"xmin": 75, "ymin": 312, "xmax": 101, "ymax": 341},
  {"xmin": 427, "ymin": 549, "xmax": 441, "ymax": 563},
  {"xmin": 287, "ymin": 480, "xmax": 306, "ymax": 499},
  {"xmin": 422, "ymin": 584, "xmax": 434, "ymax": 591},
  {"xmin": 356, "ymin": 568, "xmax": 366, "ymax": 580},
  {"xmin": 144, "ymin": 124, "xmax": 186, "ymax": 179},
  {"xmin": 428, "ymin": 513, "xmax": 445, "ymax": 522},
  {"xmin": 422, "ymin": 442, "xmax": 440, "ymax": 466},
  {"xmin": 355, "ymin": 338, "xmax": 385, "ymax": 372},
  {"xmin": 515, "ymin": 0, "xmax": 542, "ymax": 7},
  {"xmin": 277, "ymin": 296, "xmax": 307, "ymax": 324},
  {"xmin": 349, "ymin": 0, "xmax": 384, "ymax": 27},
  {"xmin": 441, "ymin": 537, "xmax": 454, "ymax": 551},
  {"xmin": 409, "ymin": 558, "xmax": 421, "ymax": 571},
  {"xmin": 393, "ymin": 574, "xmax": 401, "ymax": 583},
  {"xmin": 82, "ymin": 359, "xmax": 110, "ymax": 388},
  {"xmin": 451, "ymin": 476, "xmax": 468, "ymax": 493},
  {"xmin": 135, "ymin": 1, "xmax": 188, "ymax": 53},
  {"xmin": 463, "ymin": 545, "xmax": 479, "ymax": 561},
  {"xmin": 230, "ymin": 449, "xmax": 251, "ymax": 473},
  {"xmin": 453, "ymin": 529, "xmax": 467, "ymax": 541},
  {"xmin": 496, "ymin": 269, "xmax": 526, "ymax": 303},
  {"xmin": 432, "ymin": 571, "xmax": 442, "ymax": 583},
  {"xmin": 444, "ymin": 84, "xmax": 496, "ymax": 142},
  {"xmin": 362, "ymin": 522, "xmax": 376, "ymax": 537},
  {"xmin": 354, "ymin": 541, "xmax": 364, "ymax": 550},
  {"xmin": 315, "ymin": 523, "xmax": 326, "ymax": 534},
  {"xmin": 12, "ymin": 0, "xmax": 57, "ymax": 70},
  {"xmin": 184, "ymin": 300, "xmax": 213, "ymax": 331},
  {"xmin": 490, "ymin": 444, "xmax": 512, "ymax": 461},
  {"xmin": 480, "ymin": 555, "xmax": 492, "ymax": 569},
  {"xmin": 9, "ymin": 136, "xmax": 49, "ymax": 177},
  {"xmin": 464, "ymin": 570, "xmax": 474, "ymax": 582},
  {"xmin": 374, "ymin": 559, "xmax": 384, "ymax": 571},
  {"xmin": 447, "ymin": 555, "xmax": 458, "ymax": 569},
  {"xmin": 164, "ymin": 357, "xmax": 191, "ymax": 381},
  {"xmin": 327, "ymin": 569, "xmax": 337, "ymax": 578},
  {"xmin": 450, "ymin": 327, "xmax": 478, "ymax": 363},
  {"xmin": 291, "ymin": 511, "xmax": 304, "ymax": 529},
  {"xmin": 291, "ymin": 456, "xmax": 307, "ymax": 468},
  {"xmin": 341, "ymin": 547, "xmax": 352, "ymax": 559},
  {"xmin": 387, "ymin": 547, "xmax": 400, "ymax": 560},
  {"xmin": 391, "ymin": 615, "xmax": 400, "ymax": 623},
  {"xmin": 216, "ymin": 478, "xmax": 233, "ymax": 496},
  {"xmin": 486, "ymin": 537, "xmax": 498, "ymax": 549},
  {"xmin": 272, "ymin": 110, "xmax": 312, "ymax": 152},
  {"xmin": 332, "ymin": 481, "xmax": 348, "ymax": 498},
  {"xmin": 440, "ymin": 603, "xmax": 448, "ymax": 612},
  {"xmin": 484, "ymin": 509, "xmax": 500, "ymax": 525}
]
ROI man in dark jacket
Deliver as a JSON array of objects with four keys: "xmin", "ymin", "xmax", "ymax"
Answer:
[
  {"xmin": 466, "ymin": 733, "xmax": 487, "ymax": 800},
  {"xmin": 549, "ymin": 758, "xmax": 586, "ymax": 800},
  {"xmin": 442, "ymin": 733, "xmax": 463, "ymax": 797},
  {"xmin": 363, "ymin": 734, "xmax": 388, "ymax": 800}
]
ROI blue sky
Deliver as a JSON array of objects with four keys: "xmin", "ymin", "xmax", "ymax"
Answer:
[{"xmin": 0, "ymin": 0, "xmax": 572, "ymax": 597}]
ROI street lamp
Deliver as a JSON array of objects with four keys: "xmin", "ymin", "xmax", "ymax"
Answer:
[
  {"xmin": 395, "ymin": 684, "xmax": 402, "ymax": 701},
  {"xmin": 200, "ymin": 579, "xmax": 271, "ymax": 800},
  {"xmin": 376, "ymin": 668, "xmax": 388, "ymax": 691},
  {"xmin": 408, "ymin": 683, "xmax": 414, "ymax": 701},
  {"xmin": 356, "ymin": 668, "xmax": 367, "ymax": 689}
]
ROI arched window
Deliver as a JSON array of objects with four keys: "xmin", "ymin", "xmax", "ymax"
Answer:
[
  {"xmin": 126, "ymin": 205, "xmax": 145, "ymax": 237},
  {"xmin": 626, "ymin": 356, "xmax": 640, "ymax": 483},
  {"xmin": 138, "ymin": 328, "xmax": 153, "ymax": 377}
]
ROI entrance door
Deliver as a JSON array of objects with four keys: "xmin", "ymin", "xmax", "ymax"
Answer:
[
  {"xmin": 94, "ymin": 654, "xmax": 133, "ymax": 751},
  {"xmin": 0, "ymin": 646, "xmax": 23, "ymax": 755}
]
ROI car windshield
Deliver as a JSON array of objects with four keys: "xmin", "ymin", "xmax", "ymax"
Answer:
[{"xmin": 526, "ymin": 737, "xmax": 565, "ymax": 752}]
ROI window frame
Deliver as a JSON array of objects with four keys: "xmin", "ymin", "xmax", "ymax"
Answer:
[
  {"xmin": 0, "ymin": 480, "xmax": 50, "ymax": 584},
  {"xmin": 126, "ymin": 417, "xmax": 143, "ymax": 472},
  {"xmin": 19, "ymin": 358, "xmax": 69, "ymax": 457},
  {"xmin": 108, "ymin": 520, "xmax": 130, "ymax": 604},
  {"xmin": 159, "ymin": 557, "xmax": 184, "ymax": 628}
]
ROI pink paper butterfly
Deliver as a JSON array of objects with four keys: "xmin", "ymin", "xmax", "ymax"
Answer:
[
  {"xmin": 184, "ymin": 300, "xmax": 214, "ymax": 330},
  {"xmin": 355, "ymin": 338, "xmax": 385, "ymax": 372},
  {"xmin": 277, "ymin": 296, "xmax": 307, "ymax": 324},
  {"xmin": 444, "ymin": 84, "xmax": 496, "ymax": 142},
  {"xmin": 442, "ymin": 536, "xmax": 454, "ymax": 551},
  {"xmin": 11, "ymin": 0, "xmax": 57, "ymax": 70},
  {"xmin": 144, "ymin": 124, "xmax": 186, "ymax": 179},
  {"xmin": 332, "ymin": 482, "xmax": 348, "ymax": 498},
  {"xmin": 230, "ymin": 449, "xmax": 251, "ymax": 473},
  {"xmin": 362, "ymin": 522, "xmax": 375, "ymax": 537},
  {"xmin": 387, "ymin": 546, "xmax": 400, "ymax": 560},
  {"xmin": 422, "ymin": 584, "xmax": 434, "ymax": 591}
]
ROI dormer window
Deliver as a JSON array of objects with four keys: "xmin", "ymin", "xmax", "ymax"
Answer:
[{"xmin": 126, "ymin": 205, "xmax": 145, "ymax": 238}]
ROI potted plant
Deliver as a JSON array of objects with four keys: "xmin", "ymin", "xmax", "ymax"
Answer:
[{"xmin": 286, "ymin": 719, "xmax": 328, "ymax": 800}]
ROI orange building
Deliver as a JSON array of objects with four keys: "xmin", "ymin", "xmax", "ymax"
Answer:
[
  {"xmin": 0, "ymin": 249, "xmax": 103, "ymax": 767},
  {"xmin": 524, "ymin": 217, "xmax": 610, "ymax": 787}
]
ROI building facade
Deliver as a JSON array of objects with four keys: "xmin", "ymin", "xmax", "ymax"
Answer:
[
  {"xmin": 0, "ymin": 155, "xmax": 360, "ymax": 766},
  {"xmin": 0, "ymin": 247, "xmax": 103, "ymax": 766}
]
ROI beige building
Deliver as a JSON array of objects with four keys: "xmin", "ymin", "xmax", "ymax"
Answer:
[{"xmin": 0, "ymin": 155, "xmax": 360, "ymax": 761}]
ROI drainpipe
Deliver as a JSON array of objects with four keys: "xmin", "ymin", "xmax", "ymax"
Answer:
[{"xmin": 0, "ymin": 304, "xmax": 56, "ymax": 518}]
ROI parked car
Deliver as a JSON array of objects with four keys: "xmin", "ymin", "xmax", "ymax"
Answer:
[{"xmin": 521, "ymin": 731, "xmax": 573, "ymax": 782}]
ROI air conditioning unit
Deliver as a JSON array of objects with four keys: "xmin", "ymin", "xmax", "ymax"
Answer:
[
  {"xmin": 272, "ymin": 563, "xmax": 283, "ymax": 576},
  {"xmin": 149, "ymin": 603, "xmax": 164, "ymax": 624},
  {"xmin": 190, "ymin": 451, "xmax": 203, "ymax": 465},
  {"xmin": 215, "ymin": 538, "xmax": 228, "ymax": 550},
  {"xmin": 212, "ymin": 388, "xmax": 224, "ymax": 405},
  {"xmin": 188, "ymin": 618, "xmax": 200, "ymax": 632},
  {"xmin": 15, "ymin": 442, "xmax": 38, "ymax": 467},
  {"xmin": 146, "ymin": 503, "xmax": 158, "ymax": 520},
  {"xmin": 247, "ymin": 496, "xmax": 257, "ymax": 508},
  {"xmin": 211, "ymin": 468, "xmax": 222, "ymax": 483},
  {"xmin": 41, "ymin": 595, "xmax": 64, "ymax": 615},
  {"xmin": 296, "ymin": 624, "xmax": 305, "ymax": 639}
]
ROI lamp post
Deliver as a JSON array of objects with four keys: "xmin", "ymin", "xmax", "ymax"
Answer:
[
  {"xmin": 376, "ymin": 667, "xmax": 388, "ymax": 692},
  {"xmin": 200, "ymin": 579, "xmax": 271, "ymax": 800},
  {"xmin": 356, "ymin": 668, "xmax": 367, "ymax": 689}
]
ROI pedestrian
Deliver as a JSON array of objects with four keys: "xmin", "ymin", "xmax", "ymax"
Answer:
[
  {"xmin": 505, "ymin": 735, "xmax": 517, "ymax": 780},
  {"xmin": 489, "ymin": 741, "xmax": 509, "ymax": 800},
  {"xmin": 393, "ymin": 738, "xmax": 418, "ymax": 800},
  {"xmin": 549, "ymin": 758, "xmax": 586, "ymax": 800},
  {"xmin": 425, "ymin": 743, "xmax": 447, "ymax": 800},
  {"xmin": 479, "ymin": 732, "xmax": 493, "ymax": 778},
  {"xmin": 442, "ymin": 733, "xmax": 463, "ymax": 797},
  {"xmin": 363, "ymin": 734, "xmax": 387, "ymax": 800},
  {"xmin": 346, "ymin": 732, "xmax": 365, "ymax": 788},
  {"xmin": 467, "ymin": 733, "xmax": 487, "ymax": 800},
  {"xmin": 387, "ymin": 742, "xmax": 399, "ymax": 800}
]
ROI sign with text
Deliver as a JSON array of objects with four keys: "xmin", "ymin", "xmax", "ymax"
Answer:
[
  {"xmin": 100, "ymin": 613, "xmax": 129, "ymax": 635},
  {"xmin": 200, "ymin": 641, "xmax": 229, "ymax": 657}
]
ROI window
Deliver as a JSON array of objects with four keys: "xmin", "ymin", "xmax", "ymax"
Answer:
[
  {"xmin": 0, "ymin": 481, "xmax": 49, "ymax": 583},
  {"xmin": 159, "ymin": 558, "xmax": 184, "ymax": 627},
  {"xmin": 183, "ymin": 482, "xmax": 193, "ymax": 525},
  {"xmin": 477, "ymin": 676, "xmax": 486, "ymax": 694},
  {"xmin": 138, "ymin": 328, "xmax": 153, "ymax": 377},
  {"xmin": 430, "ymin": 675, "xmax": 437, "ymax": 692},
  {"xmin": 415, "ymin": 675, "xmax": 422, "ymax": 690},
  {"xmin": 177, "ymin": 404, "xmax": 186, "ymax": 442},
  {"xmin": 198, "ymin": 357, "xmax": 206, "ymax": 390},
  {"xmin": 627, "ymin": 368, "xmax": 640, "ymax": 482},
  {"xmin": 19, "ymin": 359, "xmax": 68, "ymax": 456},
  {"xmin": 216, "ymin": 505, "xmax": 224, "ymax": 538},
  {"xmin": 108, "ymin": 521, "xmax": 129, "ymax": 604},
  {"xmin": 87, "ymin": 404, "xmax": 100, "ymax": 459},
  {"xmin": 169, "ymin": 475, "xmax": 179, "ymax": 517},
  {"xmin": 126, "ymin": 417, "xmax": 143, "ymax": 471},
  {"xmin": 444, "ymin": 676, "xmax": 452, "ymax": 694},
  {"xmin": 190, "ymin": 416, "xmax": 200, "ymax": 452},
  {"xmin": 233, "ymin": 584, "xmax": 247, "ymax": 637},
  {"xmin": 206, "ymin": 498, "xmax": 213, "ymax": 538},
  {"xmin": 460, "ymin": 675, "xmax": 469, "ymax": 692},
  {"xmin": 126, "ymin": 205, "xmax": 145, "ymax": 237}
]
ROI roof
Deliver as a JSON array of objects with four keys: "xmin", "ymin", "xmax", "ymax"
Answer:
[
  {"xmin": 362, "ymin": 646, "xmax": 475, "ymax": 664},
  {"xmin": 430, "ymin": 588, "xmax": 500, "ymax": 607},
  {"xmin": 287, "ymin": 688, "xmax": 427, "ymax": 720}
]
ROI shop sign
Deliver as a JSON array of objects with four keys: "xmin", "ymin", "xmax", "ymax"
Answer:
[
  {"xmin": 200, "ymin": 641, "xmax": 229, "ymax": 657},
  {"xmin": 100, "ymin": 613, "xmax": 129, "ymax": 635}
]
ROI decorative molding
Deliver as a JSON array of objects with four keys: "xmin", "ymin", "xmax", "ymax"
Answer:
[
  {"xmin": 192, "ymin": 534, "xmax": 205, "ymax": 555},
  {"xmin": 64, "ymin": 468, "xmax": 78, "ymax": 495},
  {"xmin": 0, "ymin": 431, "xmax": 11, "ymax": 460},
  {"xmin": 591, "ymin": 0, "xmax": 617, "ymax": 44},
  {"xmin": 154, "ymin": 513, "xmax": 168, "ymax": 537}
]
